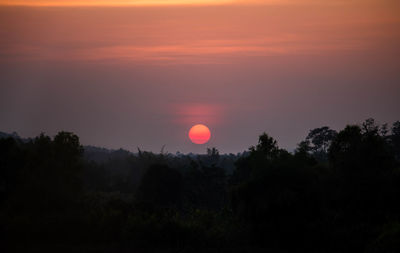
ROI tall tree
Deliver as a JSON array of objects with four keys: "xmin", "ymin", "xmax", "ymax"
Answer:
[
  {"xmin": 305, "ymin": 126, "xmax": 337, "ymax": 161},
  {"xmin": 391, "ymin": 121, "xmax": 400, "ymax": 162}
]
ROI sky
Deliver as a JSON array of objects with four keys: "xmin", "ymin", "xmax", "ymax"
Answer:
[{"xmin": 0, "ymin": 0, "xmax": 399, "ymax": 154}]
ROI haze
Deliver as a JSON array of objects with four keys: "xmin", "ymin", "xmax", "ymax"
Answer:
[{"xmin": 0, "ymin": 0, "xmax": 399, "ymax": 153}]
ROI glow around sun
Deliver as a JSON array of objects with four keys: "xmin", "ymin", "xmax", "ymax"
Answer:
[{"xmin": 188, "ymin": 124, "xmax": 211, "ymax": 144}]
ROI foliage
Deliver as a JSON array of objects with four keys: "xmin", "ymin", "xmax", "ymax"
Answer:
[
  {"xmin": 1, "ymin": 119, "xmax": 400, "ymax": 252},
  {"xmin": 304, "ymin": 126, "xmax": 337, "ymax": 161}
]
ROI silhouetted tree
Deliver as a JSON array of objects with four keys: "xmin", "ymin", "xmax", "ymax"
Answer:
[
  {"xmin": 183, "ymin": 163, "xmax": 227, "ymax": 210},
  {"xmin": 1, "ymin": 120, "xmax": 400, "ymax": 252},
  {"xmin": 231, "ymin": 132, "xmax": 289, "ymax": 186},
  {"xmin": 327, "ymin": 122, "xmax": 397, "ymax": 251},
  {"xmin": 230, "ymin": 133, "xmax": 322, "ymax": 250},
  {"xmin": 329, "ymin": 122, "xmax": 394, "ymax": 175},
  {"xmin": 391, "ymin": 121, "xmax": 400, "ymax": 162},
  {"xmin": 305, "ymin": 126, "xmax": 337, "ymax": 161},
  {"xmin": 0, "ymin": 137, "xmax": 25, "ymax": 206},
  {"xmin": 251, "ymin": 132, "xmax": 280, "ymax": 158},
  {"xmin": 206, "ymin": 147, "xmax": 220, "ymax": 166},
  {"xmin": 136, "ymin": 164, "xmax": 183, "ymax": 208}
]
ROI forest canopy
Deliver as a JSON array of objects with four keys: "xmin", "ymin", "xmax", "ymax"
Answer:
[{"xmin": 1, "ymin": 119, "xmax": 400, "ymax": 253}]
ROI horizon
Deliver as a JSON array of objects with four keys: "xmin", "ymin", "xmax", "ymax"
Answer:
[{"xmin": 1, "ymin": 116, "xmax": 397, "ymax": 155}]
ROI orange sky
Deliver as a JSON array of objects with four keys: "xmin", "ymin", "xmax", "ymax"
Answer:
[
  {"xmin": 0, "ymin": 0, "xmax": 399, "ymax": 153},
  {"xmin": 0, "ymin": 0, "xmax": 234, "ymax": 6},
  {"xmin": 1, "ymin": 1, "xmax": 399, "ymax": 65},
  {"xmin": 1, "ymin": 0, "xmax": 399, "ymax": 6}
]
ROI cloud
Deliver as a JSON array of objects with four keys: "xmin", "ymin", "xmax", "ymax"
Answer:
[
  {"xmin": 0, "ymin": 36, "xmax": 375, "ymax": 65},
  {"xmin": 1, "ymin": 2, "xmax": 399, "ymax": 66},
  {"xmin": 170, "ymin": 103, "xmax": 226, "ymax": 126}
]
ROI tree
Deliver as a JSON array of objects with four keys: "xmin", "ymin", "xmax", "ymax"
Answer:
[
  {"xmin": 328, "ymin": 125, "xmax": 363, "ymax": 171},
  {"xmin": 0, "ymin": 137, "xmax": 25, "ymax": 206},
  {"xmin": 328, "ymin": 123, "xmax": 396, "ymax": 227},
  {"xmin": 305, "ymin": 126, "xmax": 337, "ymax": 161},
  {"xmin": 230, "ymin": 132, "xmax": 321, "ymax": 250},
  {"xmin": 231, "ymin": 133, "xmax": 281, "ymax": 185},
  {"xmin": 204, "ymin": 147, "xmax": 220, "ymax": 167},
  {"xmin": 207, "ymin": 147, "xmax": 219, "ymax": 159},
  {"xmin": 294, "ymin": 140, "xmax": 317, "ymax": 166},
  {"xmin": 0, "ymin": 132, "xmax": 84, "ymax": 213},
  {"xmin": 53, "ymin": 131, "xmax": 83, "ymax": 162},
  {"xmin": 391, "ymin": 121, "xmax": 400, "ymax": 162},
  {"xmin": 136, "ymin": 164, "xmax": 183, "ymax": 208},
  {"xmin": 362, "ymin": 118, "xmax": 379, "ymax": 134},
  {"xmin": 251, "ymin": 132, "xmax": 280, "ymax": 159}
]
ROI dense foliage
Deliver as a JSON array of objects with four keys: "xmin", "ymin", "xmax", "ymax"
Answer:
[{"xmin": 1, "ymin": 119, "xmax": 400, "ymax": 252}]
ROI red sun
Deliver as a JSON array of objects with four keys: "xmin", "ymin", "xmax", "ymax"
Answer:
[{"xmin": 188, "ymin": 124, "xmax": 211, "ymax": 144}]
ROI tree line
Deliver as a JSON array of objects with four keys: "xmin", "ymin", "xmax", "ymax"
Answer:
[{"xmin": 1, "ymin": 118, "xmax": 400, "ymax": 252}]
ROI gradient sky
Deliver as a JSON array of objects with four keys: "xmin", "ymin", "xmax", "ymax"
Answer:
[{"xmin": 0, "ymin": 0, "xmax": 399, "ymax": 153}]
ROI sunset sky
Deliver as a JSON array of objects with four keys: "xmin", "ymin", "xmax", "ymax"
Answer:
[{"xmin": 0, "ymin": 0, "xmax": 399, "ymax": 153}]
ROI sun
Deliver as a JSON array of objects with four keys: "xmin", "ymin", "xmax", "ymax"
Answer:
[{"xmin": 188, "ymin": 124, "xmax": 211, "ymax": 144}]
